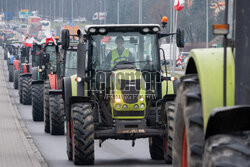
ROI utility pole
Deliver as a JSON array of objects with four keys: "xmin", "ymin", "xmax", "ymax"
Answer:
[
  {"xmin": 99, "ymin": 0, "xmax": 102, "ymax": 24},
  {"xmin": 139, "ymin": 0, "xmax": 142, "ymax": 24},
  {"xmin": 62, "ymin": 0, "xmax": 63, "ymax": 21},
  {"xmin": 117, "ymin": 0, "xmax": 119, "ymax": 24},
  {"xmin": 54, "ymin": 0, "xmax": 56, "ymax": 20},
  {"xmin": 206, "ymin": 0, "xmax": 209, "ymax": 48},
  {"xmin": 169, "ymin": 0, "xmax": 173, "ymax": 68},
  {"xmin": 104, "ymin": 0, "xmax": 107, "ymax": 24},
  {"xmin": 71, "ymin": 0, "xmax": 73, "ymax": 22},
  {"xmin": 50, "ymin": 0, "xmax": 52, "ymax": 20}
]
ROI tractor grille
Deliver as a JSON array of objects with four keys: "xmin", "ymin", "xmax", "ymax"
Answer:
[
  {"xmin": 119, "ymin": 79, "xmax": 140, "ymax": 104},
  {"xmin": 113, "ymin": 110, "xmax": 145, "ymax": 117}
]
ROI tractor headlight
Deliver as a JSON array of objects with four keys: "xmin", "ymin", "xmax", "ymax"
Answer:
[
  {"xmin": 152, "ymin": 27, "xmax": 160, "ymax": 32},
  {"xmin": 142, "ymin": 27, "xmax": 150, "ymax": 33},
  {"xmin": 115, "ymin": 97, "xmax": 121, "ymax": 103},
  {"xmin": 140, "ymin": 104, "xmax": 145, "ymax": 109},
  {"xmin": 123, "ymin": 104, "xmax": 128, "ymax": 109},
  {"xmin": 89, "ymin": 28, "xmax": 96, "ymax": 33},
  {"xmin": 99, "ymin": 28, "xmax": 106, "ymax": 33},
  {"xmin": 140, "ymin": 97, "xmax": 144, "ymax": 102},
  {"xmin": 134, "ymin": 104, "xmax": 139, "ymax": 109},
  {"xmin": 38, "ymin": 69, "xmax": 42, "ymax": 72},
  {"xmin": 116, "ymin": 104, "xmax": 121, "ymax": 109}
]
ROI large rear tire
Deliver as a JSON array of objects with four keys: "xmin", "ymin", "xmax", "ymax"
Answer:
[
  {"xmin": 13, "ymin": 69, "xmax": 18, "ymax": 89},
  {"xmin": 66, "ymin": 120, "xmax": 73, "ymax": 161},
  {"xmin": 173, "ymin": 74, "xmax": 204, "ymax": 167},
  {"xmin": 8, "ymin": 65, "xmax": 13, "ymax": 82},
  {"xmin": 32, "ymin": 83, "xmax": 44, "ymax": 121},
  {"xmin": 19, "ymin": 75, "xmax": 23, "ymax": 103},
  {"xmin": 49, "ymin": 94, "xmax": 65, "ymax": 135},
  {"xmin": 22, "ymin": 75, "xmax": 32, "ymax": 105},
  {"xmin": 4, "ymin": 49, "xmax": 7, "ymax": 60},
  {"xmin": 203, "ymin": 132, "xmax": 250, "ymax": 167},
  {"xmin": 44, "ymin": 80, "xmax": 50, "ymax": 133},
  {"xmin": 71, "ymin": 103, "xmax": 94, "ymax": 165}
]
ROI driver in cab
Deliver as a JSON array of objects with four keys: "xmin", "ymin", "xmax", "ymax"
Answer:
[{"xmin": 106, "ymin": 36, "xmax": 134, "ymax": 68}]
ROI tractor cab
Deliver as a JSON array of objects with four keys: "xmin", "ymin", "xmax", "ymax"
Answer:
[
  {"xmin": 19, "ymin": 45, "xmax": 32, "ymax": 73},
  {"xmin": 62, "ymin": 40, "xmax": 77, "ymax": 77},
  {"xmin": 85, "ymin": 25, "xmax": 163, "ymax": 119},
  {"xmin": 44, "ymin": 41, "xmax": 58, "ymax": 75},
  {"xmin": 31, "ymin": 43, "xmax": 42, "ymax": 67}
]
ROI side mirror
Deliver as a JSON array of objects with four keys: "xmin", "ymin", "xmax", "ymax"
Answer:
[
  {"xmin": 61, "ymin": 29, "xmax": 70, "ymax": 50},
  {"xmin": 176, "ymin": 28, "xmax": 185, "ymax": 48}
]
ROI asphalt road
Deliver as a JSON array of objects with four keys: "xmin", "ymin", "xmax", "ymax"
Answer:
[{"xmin": 3, "ymin": 62, "xmax": 170, "ymax": 167}]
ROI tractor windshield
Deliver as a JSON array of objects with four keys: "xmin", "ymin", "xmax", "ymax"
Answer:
[
  {"xmin": 65, "ymin": 50, "xmax": 77, "ymax": 76},
  {"xmin": 91, "ymin": 32, "xmax": 159, "ymax": 71},
  {"xmin": 45, "ymin": 45, "xmax": 57, "ymax": 68},
  {"xmin": 32, "ymin": 45, "xmax": 41, "ymax": 67}
]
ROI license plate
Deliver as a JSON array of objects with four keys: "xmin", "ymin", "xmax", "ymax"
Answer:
[{"xmin": 117, "ymin": 128, "xmax": 146, "ymax": 134}]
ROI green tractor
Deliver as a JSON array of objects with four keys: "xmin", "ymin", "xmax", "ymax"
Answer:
[
  {"xmin": 61, "ymin": 24, "xmax": 184, "ymax": 165},
  {"xmin": 172, "ymin": 0, "xmax": 250, "ymax": 166},
  {"xmin": 46, "ymin": 36, "xmax": 78, "ymax": 135}
]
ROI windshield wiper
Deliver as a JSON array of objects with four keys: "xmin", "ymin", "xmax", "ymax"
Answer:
[{"xmin": 122, "ymin": 61, "xmax": 152, "ymax": 64}]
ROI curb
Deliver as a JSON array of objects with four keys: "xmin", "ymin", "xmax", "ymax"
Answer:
[{"xmin": 1, "ymin": 52, "xmax": 48, "ymax": 167}]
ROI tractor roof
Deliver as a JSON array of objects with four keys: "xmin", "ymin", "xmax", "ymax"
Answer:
[{"xmin": 84, "ymin": 24, "xmax": 161, "ymax": 34}]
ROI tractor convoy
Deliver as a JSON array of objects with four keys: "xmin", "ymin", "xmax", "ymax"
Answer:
[{"xmin": 2, "ymin": 0, "xmax": 250, "ymax": 166}]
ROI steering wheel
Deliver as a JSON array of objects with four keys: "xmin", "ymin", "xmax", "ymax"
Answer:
[{"xmin": 113, "ymin": 56, "xmax": 129, "ymax": 64}]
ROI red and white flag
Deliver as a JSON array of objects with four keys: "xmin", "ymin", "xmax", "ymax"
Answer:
[
  {"xmin": 45, "ymin": 31, "xmax": 56, "ymax": 45},
  {"xmin": 25, "ymin": 38, "xmax": 33, "ymax": 47},
  {"xmin": 174, "ymin": 0, "xmax": 185, "ymax": 11}
]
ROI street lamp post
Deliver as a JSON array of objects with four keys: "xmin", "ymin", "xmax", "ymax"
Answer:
[
  {"xmin": 206, "ymin": 0, "xmax": 209, "ymax": 48},
  {"xmin": 99, "ymin": 0, "xmax": 102, "ymax": 24},
  {"xmin": 54, "ymin": 0, "xmax": 56, "ymax": 20},
  {"xmin": 62, "ymin": 0, "xmax": 64, "ymax": 21},
  {"xmin": 139, "ymin": 0, "xmax": 142, "ymax": 24},
  {"xmin": 71, "ymin": 0, "xmax": 73, "ymax": 22},
  {"xmin": 104, "ymin": 0, "xmax": 107, "ymax": 24},
  {"xmin": 117, "ymin": 0, "xmax": 119, "ymax": 24}
]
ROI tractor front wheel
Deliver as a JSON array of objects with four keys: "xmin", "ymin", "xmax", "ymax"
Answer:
[
  {"xmin": 22, "ymin": 75, "xmax": 32, "ymax": 105},
  {"xmin": 49, "ymin": 94, "xmax": 65, "ymax": 135},
  {"xmin": 8, "ymin": 65, "xmax": 13, "ymax": 82},
  {"xmin": 19, "ymin": 75, "xmax": 23, "ymax": 103},
  {"xmin": 44, "ymin": 80, "xmax": 50, "ymax": 133},
  {"xmin": 203, "ymin": 131, "xmax": 250, "ymax": 167},
  {"xmin": 32, "ymin": 83, "xmax": 44, "ymax": 121},
  {"xmin": 149, "ymin": 136, "xmax": 164, "ymax": 160},
  {"xmin": 173, "ymin": 74, "xmax": 204, "ymax": 167},
  {"xmin": 13, "ymin": 69, "xmax": 18, "ymax": 89},
  {"xmin": 71, "ymin": 103, "xmax": 94, "ymax": 165}
]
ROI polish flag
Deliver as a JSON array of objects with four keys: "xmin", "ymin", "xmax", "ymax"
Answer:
[
  {"xmin": 25, "ymin": 38, "xmax": 33, "ymax": 47},
  {"xmin": 174, "ymin": 0, "xmax": 185, "ymax": 11},
  {"xmin": 45, "ymin": 31, "xmax": 56, "ymax": 45}
]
